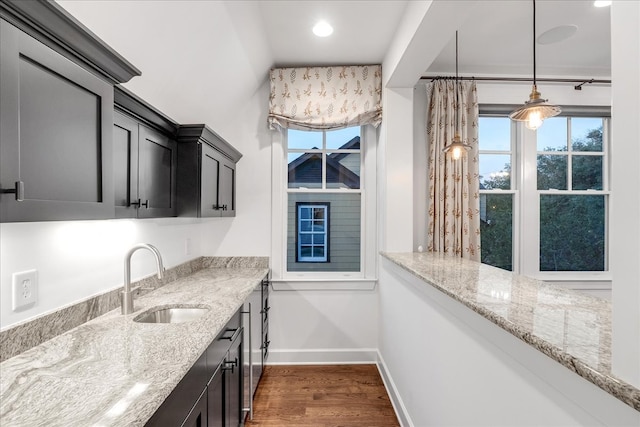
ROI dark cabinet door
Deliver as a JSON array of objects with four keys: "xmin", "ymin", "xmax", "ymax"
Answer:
[
  {"xmin": 225, "ymin": 333, "xmax": 243, "ymax": 427},
  {"xmin": 113, "ymin": 112, "xmax": 177, "ymax": 219},
  {"xmin": 218, "ymin": 157, "xmax": 236, "ymax": 218},
  {"xmin": 182, "ymin": 388, "xmax": 207, "ymax": 427},
  {"xmin": 0, "ymin": 19, "xmax": 114, "ymax": 222},
  {"xmin": 138, "ymin": 125, "xmax": 177, "ymax": 218},
  {"xmin": 207, "ymin": 366, "xmax": 224, "ymax": 427},
  {"xmin": 113, "ymin": 111, "xmax": 139, "ymax": 218},
  {"xmin": 201, "ymin": 143, "xmax": 221, "ymax": 217}
]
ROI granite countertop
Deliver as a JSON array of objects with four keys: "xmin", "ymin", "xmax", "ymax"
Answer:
[
  {"xmin": 381, "ymin": 251, "xmax": 640, "ymax": 412},
  {"xmin": 0, "ymin": 265, "xmax": 269, "ymax": 426}
]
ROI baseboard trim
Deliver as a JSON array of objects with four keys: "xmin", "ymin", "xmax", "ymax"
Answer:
[
  {"xmin": 265, "ymin": 348, "xmax": 378, "ymax": 365},
  {"xmin": 377, "ymin": 351, "xmax": 413, "ymax": 427}
]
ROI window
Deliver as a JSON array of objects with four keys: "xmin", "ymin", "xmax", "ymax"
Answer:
[
  {"xmin": 296, "ymin": 203, "xmax": 329, "ymax": 262},
  {"xmin": 287, "ymin": 127, "xmax": 361, "ymax": 273},
  {"xmin": 271, "ymin": 125, "xmax": 377, "ymax": 284},
  {"xmin": 478, "ymin": 113, "xmax": 609, "ymax": 278}
]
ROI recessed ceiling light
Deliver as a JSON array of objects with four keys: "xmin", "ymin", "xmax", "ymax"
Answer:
[
  {"xmin": 593, "ymin": 1, "xmax": 611, "ymax": 7},
  {"xmin": 313, "ymin": 21, "xmax": 333, "ymax": 37},
  {"xmin": 537, "ymin": 25, "xmax": 578, "ymax": 45}
]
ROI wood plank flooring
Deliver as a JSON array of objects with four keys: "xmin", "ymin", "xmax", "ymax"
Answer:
[{"xmin": 245, "ymin": 364, "xmax": 400, "ymax": 427}]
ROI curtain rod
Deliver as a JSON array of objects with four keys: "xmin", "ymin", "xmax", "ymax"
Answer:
[{"xmin": 421, "ymin": 75, "xmax": 611, "ymax": 89}]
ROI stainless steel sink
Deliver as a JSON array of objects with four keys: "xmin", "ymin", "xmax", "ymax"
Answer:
[{"xmin": 134, "ymin": 306, "xmax": 210, "ymax": 324}]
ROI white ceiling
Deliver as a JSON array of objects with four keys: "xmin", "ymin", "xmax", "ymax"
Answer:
[
  {"xmin": 257, "ymin": 0, "xmax": 611, "ymax": 79},
  {"xmin": 425, "ymin": 0, "xmax": 611, "ymax": 78},
  {"xmin": 258, "ymin": 0, "xmax": 409, "ymax": 67}
]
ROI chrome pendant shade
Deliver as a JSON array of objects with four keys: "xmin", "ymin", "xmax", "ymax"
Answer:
[
  {"xmin": 509, "ymin": 0, "xmax": 561, "ymax": 130},
  {"xmin": 443, "ymin": 31, "xmax": 471, "ymax": 160}
]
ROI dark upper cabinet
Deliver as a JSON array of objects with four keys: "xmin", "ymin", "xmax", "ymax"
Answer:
[
  {"xmin": 0, "ymin": 1, "xmax": 139, "ymax": 222},
  {"xmin": 0, "ymin": 19, "xmax": 115, "ymax": 222},
  {"xmin": 177, "ymin": 125, "xmax": 242, "ymax": 218},
  {"xmin": 114, "ymin": 87, "xmax": 178, "ymax": 219}
]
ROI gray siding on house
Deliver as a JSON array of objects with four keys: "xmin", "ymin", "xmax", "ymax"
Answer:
[{"xmin": 287, "ymin": 192, "xmax": 361, "ymax": 272}]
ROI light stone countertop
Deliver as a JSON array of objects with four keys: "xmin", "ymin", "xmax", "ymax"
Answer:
[
  {"xmin": 0, "ymin": 266, "xmax": 269, "ymax": 427},
  {"xmin": 381, "ymin": 251, "xmax": 640, "ymax": 412}
]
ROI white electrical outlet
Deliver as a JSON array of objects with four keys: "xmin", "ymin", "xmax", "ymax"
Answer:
[{"xmin": 12, "ymin": 269, "xmax": 38, "ymax": 311}]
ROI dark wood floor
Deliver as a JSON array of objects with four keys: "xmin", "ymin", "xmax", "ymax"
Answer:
[{"xmin": 244, "ymin": 364, "xmax": 400, "ymax": 427}]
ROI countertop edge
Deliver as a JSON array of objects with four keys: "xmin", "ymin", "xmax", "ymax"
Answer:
[{"xmin": 380, "ymin": 252, "xmax": 640, "ymax": 412}]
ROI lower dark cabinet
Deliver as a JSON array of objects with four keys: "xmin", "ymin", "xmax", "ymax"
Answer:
[
  {"xmin": 146, "ymin": 308, "xmax": 243, "ymax": 427},
  {"xmin": 183, "ymin": 388, "xmax": 208, "ymax": 427}
]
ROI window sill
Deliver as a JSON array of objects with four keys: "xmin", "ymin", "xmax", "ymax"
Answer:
[{"xmin": 271, "ymin": 278, "xmax": 377, "ymax": 291}]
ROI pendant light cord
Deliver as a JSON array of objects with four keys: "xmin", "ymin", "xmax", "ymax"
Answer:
[
  {"xmin": 532, "ymin": 0, "xmax": 536, "ymax": 87},
  {"xmin": 455, "ymin": 30, "xmax": 459, "ymax": 133}
]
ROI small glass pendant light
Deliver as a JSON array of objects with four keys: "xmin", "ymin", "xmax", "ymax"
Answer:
[
  {"xmin": 443, "ymin": 31, "xmax": 471, "ymax": 160},
  {"xmin": 509, "ymin": 0, "xmax": 561, "ymax": 130}
]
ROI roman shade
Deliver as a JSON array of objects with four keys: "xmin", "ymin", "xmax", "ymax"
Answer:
[{"xmin": 268, "ymin": 65, "xmax": 382, "ymax": 130}]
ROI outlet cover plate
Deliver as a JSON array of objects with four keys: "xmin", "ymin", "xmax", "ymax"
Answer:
[{"xmin": 12, "ymin": 269, "xmax": 37, "ymax": 311}]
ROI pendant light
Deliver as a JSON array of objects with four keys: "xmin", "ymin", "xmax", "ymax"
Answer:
[
  {"xmin": 509, "ymin": 0, "xmax": 561, "ymax": 130},
  {"xmin": 442, "ymin": 31, "xmax": 471, "ymax": 160}
]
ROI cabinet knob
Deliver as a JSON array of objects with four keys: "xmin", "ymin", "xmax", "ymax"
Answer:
[{"xmin": 1, "ymin": 181, "xmax": 24, "ymax": 201}]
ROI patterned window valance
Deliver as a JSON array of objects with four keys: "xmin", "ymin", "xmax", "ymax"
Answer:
[{"xmin": 268, "ymin": 65, "xmax": 382, "ymax": 131}]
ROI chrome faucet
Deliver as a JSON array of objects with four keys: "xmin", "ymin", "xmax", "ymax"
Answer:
[{"xmin": 121, "ymin": 243, "xmax": 165, "ymax": 315}]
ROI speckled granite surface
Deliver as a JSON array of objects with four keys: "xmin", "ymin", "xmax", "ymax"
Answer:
[
  {"xmin": 381, "ymin": 251, "xmax": 640, "ymax": 412},
  {"xmin": 0, "ymin": 256, "xmax": 268, "ymax": 362},
  {"xmin": 0, "ymin": 263, "xmax": 269, "ymax": 426}
]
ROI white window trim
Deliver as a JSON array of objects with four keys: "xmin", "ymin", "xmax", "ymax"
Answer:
[
  {"xmin": 479, "ymin": 113, "xmax": 611, "ymax": 282},
  {"xmin": 518, "ymin": 117, "xmax": 611, "ymax": 282},
  {"xmin": 270, "ymin": 125, "xmax": 378, "ymax": 289}
]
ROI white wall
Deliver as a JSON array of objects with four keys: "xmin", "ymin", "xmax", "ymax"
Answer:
[
  {"xmin": 0, "ymin": 218, "xmax": 207, "ymax": 328},
  {"xmin": 610, "ymin": 0, "xmax": 640, "ymax": 388},
  {"xmin": 379, "ymin": 258, "xmax": 640, "ymax": 427}
]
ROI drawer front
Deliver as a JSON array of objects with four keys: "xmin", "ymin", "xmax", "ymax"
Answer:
[{"xmin": 206, "ymin": 308, "xmax": 241, "ymax": 379}]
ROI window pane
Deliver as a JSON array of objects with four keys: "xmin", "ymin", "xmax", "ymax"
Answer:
[
  {"xmin": 289, "ymin": 129, "xmax": 322, "ymax": 149},
  {"xmin": 479, "ymin": 117, "xmax": 511, "ymax": 151},
  {"xmin": 313, "ymin": 247, "xmax": 325, "ymax": 258},
  {"xmin": 300, "ymin": 246, "xmax": 312, "ymax": 257},
  {"xmin": 288, "ymin": 152, "xmax": 322, "ymax": 188},
  {"xmin": 537, "ymin": 117, "xmax": 567, "ymax": 152},
  {"xmin": 480, "ymin": 154, "xmax": 511, "ymax": 190},
  {"xmin": 300, "ymin": 234, "xmax": 312, "ymax": 244},
  {"xmin": 313, "ymin": 208, "xmax": 325, "ymax": 219},
  {"xmin": 288, "ymin": 194, "xmax": 360, "ymax": 272},
  {"xmin": 326, "ymin": 127, "xmax": 360, "ymax": 149},
  {"xmin": 572, "ymin": 118, "xmax": 603, "ymax": 152},
  {"xmin": 480, "ymin": 194, "xmax": 513, "ymax": 271},
  {"xmin": 327, "ymin": 152, "xmax": 360, "ymax": 189},
  {"xmin": 540, "ymin": 195, "xmax": 605, "ymax": 271},
  {"xmin": 313, "ymin": 220, "xmax": 324, "ymax": 232},
  {"xmin": 572, "ymin": 156, "xmax": 603, "ymax": 190},
  {"xmin": 537, "ymin": 154, "xmax": 567, "ymax": 190},
  {"xmin": 302, "ymin": 221, "xmax": 314, "ymax": 232},
  {"xmin": 300, "ymin": 207, "xmax": 311, "ymax": 219}
]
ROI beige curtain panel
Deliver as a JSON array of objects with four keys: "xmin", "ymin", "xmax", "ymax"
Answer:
[
  {"xmin": 426, "ymin": 80, "xmax": 481, "ymax": 261},
  {"xmin": 268, "ymin": 65, "xmax": 382, "ymax": 131}
]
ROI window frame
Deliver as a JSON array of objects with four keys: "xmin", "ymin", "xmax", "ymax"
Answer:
[
  {"xmin": 478, "ymin": 107, "xmax": 611, "ymax": 282},
  {"xmin": 270, "ymin": 125, "xmax": 378, "ymax": 289}
]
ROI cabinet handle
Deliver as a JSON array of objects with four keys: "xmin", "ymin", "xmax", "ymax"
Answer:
[
  {"xmin": 260, "ymin": 306, "xmax": 270, "ymax": 314},
  {"xmin": 223, "ymin": 357, "xmax": 238, "ymax": 373},
  {"xmin": 220, "ymin": 327, "xmax": 240, "ymax": 341},
  {"xmin": 131, "ymin": 199, "xmax": 149, "ymax": 209},
  {"xmin": 1, "ymin": 181, "xmax": 24, "ymax": 201}
]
